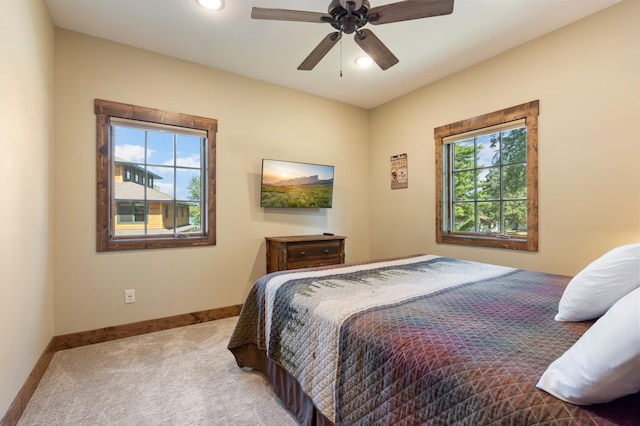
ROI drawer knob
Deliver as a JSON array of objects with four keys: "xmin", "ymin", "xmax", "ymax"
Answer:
[
  {"xmin": 323, "ymin": 249, "xmax": 329, "ymax": 253},
  {"xmin": 300, "ymin": 251, "xmax": 306, "ymax": 255}
]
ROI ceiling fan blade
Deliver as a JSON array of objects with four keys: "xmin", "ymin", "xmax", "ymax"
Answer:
[
  {"xmin": 298, "ymin": 32, "xmax": 342, "ymax": 70},
  {"xmin": 251, "ymin": 7, "xmax": 330, "ymax": 23},
  {"xmin": 354, "ymin": 29, "xmax": 399, "ymax": 70},
  {"xmin": 368, "ymin": 0, "xmax": 454, "ymax": 25}
]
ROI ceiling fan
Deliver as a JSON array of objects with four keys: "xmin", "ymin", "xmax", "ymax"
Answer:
[{"xmin": 251, "ymin": 0, "xmax": 454, "ymax": 71}]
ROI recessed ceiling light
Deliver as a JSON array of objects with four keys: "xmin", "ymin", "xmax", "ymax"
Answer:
[
  {"xmin": 355, "ymin": 55, "xmax": 374, "ymax": 67},
  {"xmin": 196, "ymin": 0, "xmax": 224, "ymax": 10}
]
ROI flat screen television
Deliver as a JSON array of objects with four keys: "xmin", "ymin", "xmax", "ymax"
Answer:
[{"xmin": 260, "ymin": 159, "xmax": 334, "ymax": 208}]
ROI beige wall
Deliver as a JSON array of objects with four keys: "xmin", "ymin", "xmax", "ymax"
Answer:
[
  {"xmin": 369, "ymin": 0, "xmax": 640, "ymax": 276},
  {"xmin": 0, "ymin": 0, "xmax": 55, "ymax": 417},
  {"xmin": 53, "ymin": 29, "xmax": 372, "ymax": 335}
]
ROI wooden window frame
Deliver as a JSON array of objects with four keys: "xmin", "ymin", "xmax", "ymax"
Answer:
[
  {"xmin": 434, "ymin": 100, "xmax": 539, "ymax": 251},
  {"xmin": 95, "ymin": 99, "xmax": 217, "ymax": 252}
]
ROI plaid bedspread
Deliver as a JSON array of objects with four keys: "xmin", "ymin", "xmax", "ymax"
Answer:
[{"xmin": 228, "ymin": 255, "xmax": 640, "ymax": 425}]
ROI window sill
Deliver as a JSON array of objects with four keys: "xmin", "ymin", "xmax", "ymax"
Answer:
[
  {"xmin": 436, "ymin": 233, "xmax": 536, "ymax": 251},
  {"xmin": 99, "ymin": 235, "xmax": 215, "ymax": 252}
]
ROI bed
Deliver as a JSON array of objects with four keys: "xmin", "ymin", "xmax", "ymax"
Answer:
[{"xmin": 228, "ymin": 254, "xmax": 640, "ymax": 425}]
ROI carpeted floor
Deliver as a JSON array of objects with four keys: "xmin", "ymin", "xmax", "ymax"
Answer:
[{"xmin": 18, "ymin": 317, "xmax": 297, "ymax": 425}]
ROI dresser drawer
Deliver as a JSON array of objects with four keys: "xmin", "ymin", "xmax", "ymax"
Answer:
[{"xmin": 287, "ymin": 241, "xmax": 340, "ymax": 261}]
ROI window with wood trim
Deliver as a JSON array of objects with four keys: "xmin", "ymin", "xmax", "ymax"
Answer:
[
  {"xmin": 95, "ymin": 99, "xmax": 217, "ymax": 251},
  {"xmin": 434, "ymin": 101, "xmax": 539, "ymax": 251}
]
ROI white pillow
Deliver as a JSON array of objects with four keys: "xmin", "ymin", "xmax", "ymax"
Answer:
[
  {"xmin": 555, "ymin": 243, "xmax": 640, "ymax": 322},
  {"xmin": 537, "ymin": 287, "xmax": 640, "ymax": 405}
]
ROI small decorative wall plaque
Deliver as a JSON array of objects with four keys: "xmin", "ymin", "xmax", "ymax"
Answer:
[{"xmin": 390, "ymin": 153, "xmax": 408, "ymax": 190}]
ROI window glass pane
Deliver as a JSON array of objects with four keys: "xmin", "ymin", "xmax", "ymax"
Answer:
[
  {"xmin": 145, "ymin": 201, "xmax": 162, "ymax": 233},
  {"xmin": 156, "ymin": 201, "xmax": 174, "ymax": 228},
  {"xmin": 504, "ymin": 200, "xmax": 528, "ymax": 236},
  {"xmin": 453, "ymin": 202, "xmax": 475, "ymax": 232},
  {"xmin": 183, "ymin": 171, "xmax": 202, "ymax": 232},
  {"xmin": 185, "ymin": 173, "xmax": 201, "ymax": 202},
  {"xmin": 134, "ymin": 203, "xmax": 145, "ymax": 222},
  {"xmin": 116, "ymin": 202, "xmax": 145, "ymax": 232},
  {"xmin": 147, "ymin": 165, "xmax": 175, "ymax": 201},
  {"xmin": 114, "ymin": 127, "xmax": 145, "ymax": 164},
  {"xmin": 502, "ymin": 164, "xmax": 527, "ymax": 199},
  {"xmin": 176, "ymin": 135, "xmax": 202, "ymax": 168},
  {"xmin": 477, "ymin": 168, "xmax": 500, "ymax": 200},
  {"xmin": 176, "ymin": 202, "xmax": 194, "ymax": 234},
  {"xmin": 147, "ymin": 131, "xmax": 174, "ymax": 166},
  {"xmin": 187, "ymin": 200, "xmax": 201, "ymax": 232},
  {"xmin": 117, "ymin": 203, "xmax": 133, "ymax": 223},
  {"xmin": 476, "ymin": 134, "xmax": 500, "ymax": 167},
  {"xmin": 176, "ymin": 169, "xmax": 201, "ymax": 202},
  {"xmin": 453, "ymin": 140, "xmax": 474, "ymax": 170},
  {"xmin": 453, "ymin": 170, "xmax": 475, "ymax": 201},
  {"xmin": 477, "ymin": 201, "xmax": 500, "ymax": 233},
  {"xmin": 501, "ymin": 128, "xmax": 527, "ymax": 164}
]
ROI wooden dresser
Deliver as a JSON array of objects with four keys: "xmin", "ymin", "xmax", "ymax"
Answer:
[{"xmin": 265, "ymin": 235, "xmax": 346, "ymax": 273}]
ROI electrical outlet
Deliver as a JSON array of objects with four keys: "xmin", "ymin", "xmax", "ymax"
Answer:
[{"xmin": 125, "ymin": 289, "xmax": 135, "ymax": 304}]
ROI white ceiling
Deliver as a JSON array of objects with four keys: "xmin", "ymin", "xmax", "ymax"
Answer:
[{"xmin": 45, "ymin": 0, "xmax": 621, "ymax": 109}]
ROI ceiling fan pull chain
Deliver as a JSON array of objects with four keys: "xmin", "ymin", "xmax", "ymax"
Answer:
[{"xmin": 339, "ymin": 37, "xmax": 343, "ymax": 77}]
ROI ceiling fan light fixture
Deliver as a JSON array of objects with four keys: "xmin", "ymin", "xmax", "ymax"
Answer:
[
  {"xmin": 252, "ymin": 0, "xmax": 454, "ymax": 71},
  {"xmin": 196, "ymin": 0, "xmax": 224, "ymax": 10},
  {"xmin": 355, "ymin": 55, "xmax": 374, "ymax": 67}
]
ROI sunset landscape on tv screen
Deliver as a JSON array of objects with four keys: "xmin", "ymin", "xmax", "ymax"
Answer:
[{"xmin": 260, "ymin": 159, "xmax": 334, "ymax": 208}]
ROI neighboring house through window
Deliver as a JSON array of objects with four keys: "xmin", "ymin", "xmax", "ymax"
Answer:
[
  {"xmin": 434, "ymin": 101, "xmax": 539, "ymax": 251},
  {"xmin": 95, "ymin": 99, "xmax": 217, "ymax": 251}
]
